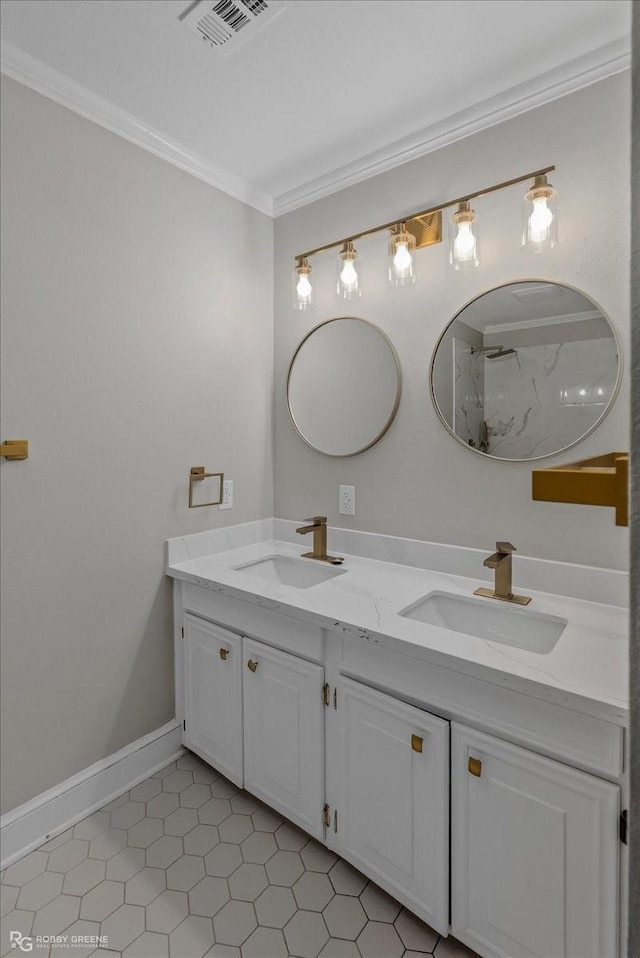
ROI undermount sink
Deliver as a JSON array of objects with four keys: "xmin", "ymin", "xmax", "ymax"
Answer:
[
  {"xmin": 232, "ymin": 555, "xmax": 347, "ymax": 590},
  {"xmin": 399, "ymin": 590, "xmax": 567, "ymax": 654}
]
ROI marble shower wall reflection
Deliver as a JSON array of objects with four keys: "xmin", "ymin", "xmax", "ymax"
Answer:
[
  {"xmin": 432, "ymin": 282, "xmax": 620, "ymax": 461},
  {"xmin": 483, "ymin": 337, "xmax": 618, "ymax": 458},
  {"xmin": 454, "ymin": 340, "xmax": 485, "ymax": 450}
]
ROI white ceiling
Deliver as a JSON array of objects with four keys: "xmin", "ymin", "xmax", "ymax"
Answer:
[{"xmin": 0, "ymin": 0, "xmax": 631, "ymax": 215}]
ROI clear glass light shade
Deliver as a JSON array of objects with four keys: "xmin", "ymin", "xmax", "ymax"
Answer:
[
  {"xmin": 336, "ymin": 243, "xmax": 362, "ymax": 298},
  {"xmin": 449, "ymin": 202, "xmax": 479, "ymax": 270},
  {"xmin": 522, "ymin": 175, "xmax": 557, "ymax": 251},
  {"xmin": 388, "ymin": 225, "xmax": 417, "ymax": 286},
  {"xmin": 293, "ymin": 259, "xmax": 315, "ymax": 310}
]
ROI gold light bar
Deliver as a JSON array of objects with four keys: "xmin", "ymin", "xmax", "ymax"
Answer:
[{"xmin": 294, "ymin": 165, "xmax": 555, "ymax": 261}]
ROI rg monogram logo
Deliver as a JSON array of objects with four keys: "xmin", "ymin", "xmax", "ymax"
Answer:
[{"xmin": 9, "ymin": 932, "xmax": 33, "ymax": 952}]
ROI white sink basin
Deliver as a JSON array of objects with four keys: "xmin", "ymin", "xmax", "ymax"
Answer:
[
  {"xmin": 233, "ymin": 555, "xmax": 346, "ymax": 590},
  {"xmin": 399, "ymin": 590, "xmax": 567, "ymax": 654}
]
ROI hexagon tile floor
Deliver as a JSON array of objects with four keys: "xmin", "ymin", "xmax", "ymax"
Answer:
[{"xmin": 0, "ymin": 754, "xmax": 480, "ymax": 958}]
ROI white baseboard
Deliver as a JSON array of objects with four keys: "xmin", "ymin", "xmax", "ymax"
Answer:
[{"xmin": 0, "ymin": 720, "xmax": 185, "ymax": 869}]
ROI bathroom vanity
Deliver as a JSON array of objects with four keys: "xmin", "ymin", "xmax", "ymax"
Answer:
[{"xmin": 166, "ymin": 519, "xmax": 628, "ymax": 958}]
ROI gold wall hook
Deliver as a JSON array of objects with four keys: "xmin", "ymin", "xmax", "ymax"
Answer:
[
  {"xmin": 1, "ymin": 440, "xmax": 29, "ymax": 461},
  {"xmin": 188, "ymin": 467, "xmax": 224, "ymax": 508}
]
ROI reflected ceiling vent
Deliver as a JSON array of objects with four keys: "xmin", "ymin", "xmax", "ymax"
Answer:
[
  {"xmin": 509, "ymin": 283, "xmax": 566, "ymax": 303},
  {"xmin": 180, "ymin": 0, "xmax": 285, "ymax": 54}
]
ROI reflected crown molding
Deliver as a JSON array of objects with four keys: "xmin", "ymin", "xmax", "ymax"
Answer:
[{"xmin": 485, "ymin": 310, "xmax": 603, "ymax": 335}]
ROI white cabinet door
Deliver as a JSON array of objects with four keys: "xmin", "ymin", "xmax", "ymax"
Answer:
[
  {"xmin": 451, "ymin": 723, "xmax": 619, "ymax": 958},
  {"xmin": 243, "ymin": 638, "xmax": 325, "ymax": 840},
  {"xmin": 183, "ymin": 614, "xmax": 243, "ymax": 787},
  {"xmin": 334, "ymin": 677, "xmax": 450, "ymax": 934}
]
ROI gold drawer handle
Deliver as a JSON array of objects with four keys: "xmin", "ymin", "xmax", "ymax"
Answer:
[
  {"xmin": 411, "ymin": 734, "xmax": 423, "ymax": 753},
  {"xmin": 219, "ymin": 648, "xmax": 229, "ymax": 660},
  {"xmin": 247, "ymin": 659, "xmax": 258, "ymax": 673},
  {"xmin": 468, "ymin": 756, "xmax": 482, "ymax": 777}
]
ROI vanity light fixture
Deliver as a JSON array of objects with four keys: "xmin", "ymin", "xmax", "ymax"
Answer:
[
  {"xmin": 522, "ymin": 173, "xmax": 557, "ymax": 251},
  {"xmin": 291, "ymin": 165, "xmax": 555, "ymax": 302},
  {"xmin": 450, "ymin": 201, "xmax": 479, "ymax": 270},
  {"xmin": 389, "ymin": 223, "xmax": 417, "ymax": 286},
  {"xmin": 337, "ymin": 242, "xmax": 362, "ymax": 298},
  {"xmin": 293, "ymin": 256, "xmax": 315, "ymax": 310}
]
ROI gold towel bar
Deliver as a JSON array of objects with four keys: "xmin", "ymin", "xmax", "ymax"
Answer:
[
  {"xmin": 188, "ymin": 467, "xmax": 224, "ymax": 508},
  {"xmin": 532, "ymin": 452, "xmax": 628, "ymax": 527}
]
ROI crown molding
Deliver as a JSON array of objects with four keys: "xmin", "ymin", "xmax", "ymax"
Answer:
[
  {"xmin": 273, "ymin": 38, "xmax": 631, "ymax": 217},
  {"xmin": 0, "ymin": 41, "xmax": 273, "ymax": 217},
  {"xmin": 1, "ymin": 36, "xmax": 630, "ymax": 220}
]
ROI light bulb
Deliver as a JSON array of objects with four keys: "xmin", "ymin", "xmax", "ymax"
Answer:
[
  {"xmin": 296, "ymin": 273, "xmax": 312, "ymax": 298},
  {"xmin": 454, "ymin": 222, "xmax": 476, "ymax": 259},
  {"xmin": 340, "ymin": 259, "xmax": 358, "ymax": 288},
  {"xmin": 450, "ymin": 202, "xmax": 479, "ymax": 270},
  {"xmin": 522, "ymin": 174, "xmax": 557, "ymax": 251},
  {"xmin": 337, "ymin": 242, "xmax": 361, "ymax": 298},
  {"xmin": 393, "ymin": 242, "xmax": 412, "ymax": 273},
  {"xmin": 388, "ymin": 226, "xmax": 416, "ymax": 285},
  {"xmin": 293, "ymin": 258, "xmax": 314, "ymax": 310},
  {"xmin": 529, "ymin": 197, "xmax": 553, "ymax": 243}
]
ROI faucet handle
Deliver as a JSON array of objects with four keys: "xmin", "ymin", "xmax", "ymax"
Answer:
[
  {"xmin": 495, "ymin": 541, "xmax": 516, "ymax": 554},
  {"xmin": 304, "ymin": 516, "xmax": 327, "ymax": 526}
]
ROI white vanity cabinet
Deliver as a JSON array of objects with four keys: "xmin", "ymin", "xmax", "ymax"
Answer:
[
  {"xmin": 179, "ymin": 590, "xmax": 327, "ymax": 841},
  {"xmin": 183, "ymin": 614, "xmax": 244, "ymax": 786},
  {"xmin": 243, "ymin": 637, "xmax": 325, "ymax": 840},
  {"xmin": 174, "ymin": 582, "xmax": 624, "ymax": 958},
  {"xmin": 332, "ymin": 677, "xmax": 450, "ymax": 935},
  {"xmin": 451, "ymin": 724, "xmax": 620, "ymax": 958}
]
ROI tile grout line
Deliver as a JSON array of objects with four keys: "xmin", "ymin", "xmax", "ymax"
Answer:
[{"xmin": 1, "ymin": 756, "xmax": 474, "ymax": 958}]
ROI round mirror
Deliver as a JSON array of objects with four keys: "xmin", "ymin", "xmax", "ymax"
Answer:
[
  {"xmin": 287, "ymin": 317, "xmax": 401, "ymax": 457},
  {"xmin": 430, "ymin": 281, "xmax": 621, "ymax": 461}
]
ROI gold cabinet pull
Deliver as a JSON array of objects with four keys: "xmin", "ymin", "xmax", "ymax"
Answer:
[
  {"xmin": 411, "ymin": 734, "xmax": 423, "ymax": 753},
  {"xmin": 247, "ymin": 659, "xmax": 258, "ymax": 673},
  {"xmin": 468, "ymin": 756, "xmax": 482, "ymax": 777},
  {"xmin": 219, "ymin": 648, "xmax": 229, "ymax": 661}
]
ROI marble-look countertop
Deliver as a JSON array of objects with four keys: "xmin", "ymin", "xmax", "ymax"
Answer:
[{"xmin": 166, "ymin": 530, "xmax": 628, "ymax": 725}]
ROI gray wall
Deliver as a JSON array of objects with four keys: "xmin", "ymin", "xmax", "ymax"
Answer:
[
  {"xmin": 0, "ymin": 78, "xmax": 274, "ymax": 813},
  {"xmin": 628, "ymin": 0, "xmax": 639, "ymax": 948},
  {"xmin": 274, "ymin": 74, "xmax": 630, "ymax": 569}
]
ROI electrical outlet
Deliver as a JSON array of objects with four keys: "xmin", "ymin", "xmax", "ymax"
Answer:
[
  {"xmin": 219, "ymin": 479, "xmax": 233, "ymax": 510},
  {"xmin": 339, "ymin": 484, "xmax": 355, "ymax": 516}
]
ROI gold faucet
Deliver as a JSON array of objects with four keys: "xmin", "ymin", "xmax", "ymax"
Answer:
[
  {"xmin": 296, "ymin": 516, "xmax": 344, "ymax": 565},
  {"xmin": 474, "ymin": 541, "xmax": 531, "ymax": 606}
]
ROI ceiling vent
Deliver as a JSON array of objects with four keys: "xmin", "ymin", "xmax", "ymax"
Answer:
[
  {"xmin": 180, "ymin": 0, "xmax": 285, "ymax": 54},
  {"xmin": 509, "ymin": 283, "xmax": 566, "ymax": 303}
]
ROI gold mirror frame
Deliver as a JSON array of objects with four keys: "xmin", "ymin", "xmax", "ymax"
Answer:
[
  {"xmin": 287, "ymin": 316, "xmax": 402, "ymax": 458},
  {"xmin": 429, "ymin": 279, "xmax": 624, "ymax": 463}
]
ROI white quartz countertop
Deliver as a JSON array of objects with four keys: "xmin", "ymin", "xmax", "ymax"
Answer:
[{"xmin": 166, "ymin": 536, "xmax": 628, "ymax": 725}]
